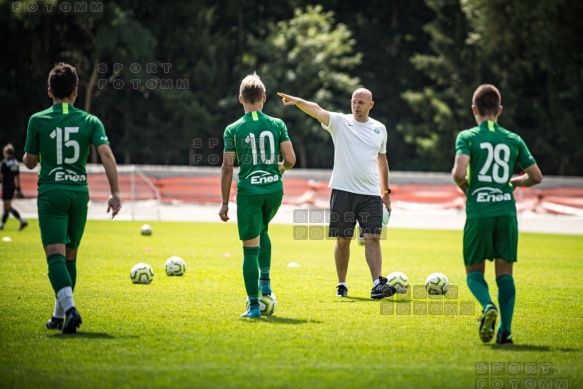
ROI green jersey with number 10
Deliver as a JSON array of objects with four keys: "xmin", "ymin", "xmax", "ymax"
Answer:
[
  {"xmin": 24, "ymin": 103, "xmax": 110, "ymax": 194},
  {"xmin": 224, "ymin": 111, "xmax": 290, "ymax": 195},
  {"xmin": 455, "ymin": 120, "xmax": 536, "ymax": 219}
]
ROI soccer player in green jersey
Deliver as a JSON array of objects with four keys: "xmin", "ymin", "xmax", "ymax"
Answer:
[
  {"xmin": 452, "ymin": 84, "xmax": 543, "ymax": 344},
  {"xmin": 219, "ymin": 73, "xmax": 296, "ymax": 318},
  {"xmin": 23, "ymin": 63, "xmax": 122, "ymax": 333}
]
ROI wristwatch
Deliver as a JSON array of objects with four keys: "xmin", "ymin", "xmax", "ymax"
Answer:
[{"xmin": 382, "ymin": 189, "xmax": 391, "ymax": 194}]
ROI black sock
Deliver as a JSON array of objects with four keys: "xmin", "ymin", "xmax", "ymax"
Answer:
[
  {"xmin": 2, "ymin": 211, "xmax": 8, "ymax": 224},
  {"xmin": 10, "ymin": 208, "xmax": 21, "ymax": 219}
]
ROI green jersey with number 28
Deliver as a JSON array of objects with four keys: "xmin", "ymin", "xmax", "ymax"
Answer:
[
  {"xmin": 455, "ymin": 120, "xmax": 536, "ymax": 219},
  {"xmin": 224, "ymin": 111, "xmax": 290, "ymax": 195},
  {"xmin": 24, "ymin": 103, "xmax": 110, "ymax": 194}
]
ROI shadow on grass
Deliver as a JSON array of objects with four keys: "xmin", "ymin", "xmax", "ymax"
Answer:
[
  {"xmin": 241, "ymin": 316, "xmax": 321, "ymax": 325},
  {"xmin": 486, "ymin": 344, "xmax": 580, "ymax": 352},
  {"xmin": 49, "ymin": 332, "xmax": 139, "ymax": 339},
  {"xmin": 335, "ymin": 297, "xmax": 412, "ymax": 303},
  {"xmin": 336, "ymin": 296, "xmax": 381, "ymax": 302}
]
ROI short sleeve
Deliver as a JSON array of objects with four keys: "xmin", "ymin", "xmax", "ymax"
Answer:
[
  {"xmin": 24, "ymin": 116, "xmax": 40, "ymax": 155},
  {"xmin": 379, "ymin": 126, "xmax": 387, "ymax": 154},
  {"xmin": 455, "ymin": 131, "xmax": 470, "ymax": 156},
  {"xmin": 515, "ymin": 136, "xmax": 536, "ymax": 170},
  {"xmin": 90, "ymin": 116, "xmax": 110, "ymax": 148},
  {"xmin": 224, "ymin": 126, "xmax": 236, "ymax": 152},
  {"xmin": 321, "ymin": 112, "xmax": 342, "ymax": 134},
  {"xmin": 278, "ymin": 120, "xmax": 290, "ymax": 143},
  {"xmin": 12, "ymin": 159, "xmax": 19, "ymax": 176}
]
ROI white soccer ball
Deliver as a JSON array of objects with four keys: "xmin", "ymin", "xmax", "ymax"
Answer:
[
  {"xmin": 141, "ymin": 224, "xmax": 152, "ymax": 236},
  {"xmin": 165, "ymin": 256, "xmax": 186, "ymax": 276},
  {"xmin": 382, "ymin": 207, "xmax": 391, "ymax": 226},
  {"xmin": 247, "ymin": 293, "xmax": 277, "ymax": 315},
  {"xmin": 130, "ymin": 263, "xmax": 154, "ymax": 284},
  {"xmin": 386, "ymin": 271, "xmax": 410, "ymax": 294},
  {"xmin": 425, "ymin": 272, "xmax": 449, "ymax": 295}
]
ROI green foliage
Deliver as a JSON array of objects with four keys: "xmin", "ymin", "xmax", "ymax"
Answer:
[
  {"xmin": 0, "ymin": 0, "xmax": 581, "ymax": 174},
  {"xmin": 401, "ymin": 0, "xmax": 583, "ymax": 174},
  {"xmin": 254, "ymin": 5, "xmax": 362, "ymax": 168},
  {"xmin": 1, "ymin": 220, "xmax": 582, "ymax": 387}
]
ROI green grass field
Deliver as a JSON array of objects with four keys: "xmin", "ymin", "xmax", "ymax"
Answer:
[{"xmin": 0, "ymin": 220, "xmax": 581, "ymax": 388}]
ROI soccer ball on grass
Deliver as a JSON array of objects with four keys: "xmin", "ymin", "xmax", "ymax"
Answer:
[
  {"xmin": 130, "ymin": 263, "xmax": 154, "ymax": 284},
  {"xmin": 247, "ymin": 293, "xmax": 277, "ymax": 315},
  {"xmin": 425, "ymin": 272, "xmax": 449, "ymax": 295},
  {"xmin": 165, "ymin": 256, "xmax": 186, "ymax": 276},
  {"xmin": 141, "ymin": 224, "xmax": 152, "ymax": 236},
  {"xmin": 386, "ymin": 271, "xmax": 410, "ymax": 294}
]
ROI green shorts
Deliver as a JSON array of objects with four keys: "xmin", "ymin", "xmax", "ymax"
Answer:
[
  {"xmin": 463, "ymin": 216, "xmax": 518, "ymax": 266},
  {"xmin": 37, "ymin": 188, "xmax": 89, "ymax": 248},
  {"xmin": 236, "ymin": 192, "xmax": 283, "ymax": 241}
]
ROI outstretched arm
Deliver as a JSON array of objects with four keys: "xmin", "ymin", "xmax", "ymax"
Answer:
[
  {"xmin": 277, "ymin": 92, "xmax": 331, "ymax": 127},
  {"xmin": 97, "ymin": 144, "xmax": 122, "ymax": 218}
]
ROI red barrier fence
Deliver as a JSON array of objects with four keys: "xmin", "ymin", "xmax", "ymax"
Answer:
[{"xmin": 18, "ymin": 171, "xmax": 583, "ymax": 216}]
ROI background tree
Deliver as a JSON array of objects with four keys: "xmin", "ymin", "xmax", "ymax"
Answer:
[
  {"xmin": 252, "ymin": 5, "xmax": 361, "ymax": 168},
  {"xmin": 1, "ymin": 0, "xmax": 581, "ymax": 175}
]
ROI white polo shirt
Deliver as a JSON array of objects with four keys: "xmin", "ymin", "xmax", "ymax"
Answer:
[{"xmin": 322, "ymin": 112, "xmax": 387, "ymax": 196}]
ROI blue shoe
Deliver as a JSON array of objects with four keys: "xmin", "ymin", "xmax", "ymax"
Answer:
[
  {"xmin": 259, "ymin": 279, "xmax": 272, "ymax": 295},
  {"xmin": 62, "ymin": 307, "xmax": 82, "ymax": 334},
  {"xmin": 496, "ymin": 331, "xmax": 513, "ymax": 345},
  {"xmin": 479, "ymin": 304, "xmax": 498, "ymax": 343},
  {"xmin": 241, "ymin": 306, "xmax": 261, "ymax": 318}
]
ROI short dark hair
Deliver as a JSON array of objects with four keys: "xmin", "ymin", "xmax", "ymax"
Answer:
[
  {"xmin": 472, "ymin": 84, "xmax": 501, "ymax": 117},
  {"xmin": 239, "ymin": 73, "xmax": 265, "ymax": 104},
  {"xmin": 48, "ymin": 62, "xmax": 78, "ymax": 99},
  {"xmin": 3, "ymin": 143, "xmax": 14, "ymax": 156}
]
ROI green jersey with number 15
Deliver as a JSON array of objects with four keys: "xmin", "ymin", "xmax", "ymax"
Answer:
[
  {"xmin": 224, "ymin": 111, "xmax": 290, "ymax": 195},
  {"xmin": 455, "ymin": 120, "xmax": 536, "ymax": 219},
  {"xmin": 24, "ymin": 103, "xmax": 110, "ymax": 194}
]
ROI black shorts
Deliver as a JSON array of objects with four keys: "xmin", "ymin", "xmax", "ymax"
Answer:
[
  {"xmin": 329, "ymin": 189, "xmax": 383, "ymax": 238},
  {"xmin": 2, "ymin": 185, "xmax": 15, "ymax": 201}
]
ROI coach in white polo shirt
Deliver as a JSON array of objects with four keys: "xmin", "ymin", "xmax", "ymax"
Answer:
[{"xmin": 278, "ymin": 88, "xmax": 396, "ymax": 300}]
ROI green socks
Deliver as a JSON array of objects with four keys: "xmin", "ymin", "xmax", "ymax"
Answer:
[
  {"xmin": 66, "ymin": 259, "xmax": 77, "ymax": 290},
  {"xmin": 467, "ymin": 271, "xmax": 493, "ymax": 309},
  {"xmin": 47, "ymin": 254, "xmax": 72, "ymax": 294},
  {"xmin": 496, "ymin": 275, "xmax": 516, "ymax": 333},
  {"xmin": 259, "ymin": 232, "xmax": 271, "ymax": 280},
  {"xmin": 242, "ymin": 246, "xmax": 260, "ymax": 298}
]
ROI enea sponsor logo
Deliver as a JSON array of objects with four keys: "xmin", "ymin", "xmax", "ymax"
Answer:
[
  {"xmin": 472, "ymin": 187, "xmax": 512, "ymax": 203},
  {"xmin": 246, "ymin": 170, "xmax": 279, "ymax": 185},
  {"xmin": 49, "ymin": 167, "xmax": 87, "ymax": 182}
]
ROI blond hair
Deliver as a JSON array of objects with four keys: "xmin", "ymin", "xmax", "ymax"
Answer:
[{"xmin": 240, "ymin": 73, "xmax": 265, "ymax": 104}]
